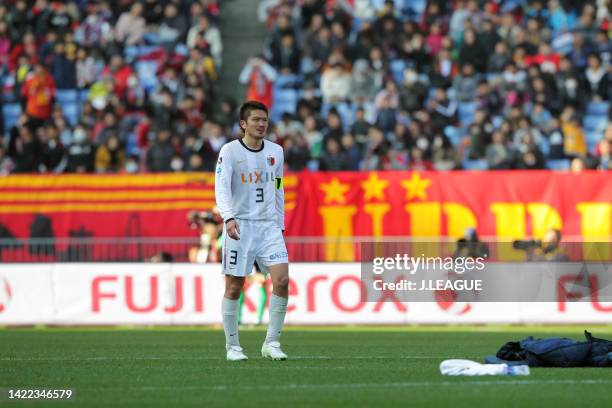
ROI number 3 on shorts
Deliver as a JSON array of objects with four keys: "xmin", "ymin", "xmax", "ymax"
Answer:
[
  {"xmin": 229, "ymin": 250, "xmax": 237, "ymax": 265},
  {"xmin": 255, "ymin": 188, "xmax": 264, "ymax": 203}
]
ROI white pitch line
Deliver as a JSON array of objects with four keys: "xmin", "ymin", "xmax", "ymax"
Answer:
[
  {"xmin": 0, "ymin": 355, "xmax": 439, "ymax": 362},
  {"xmin": 135, "ymin": 379, "xmax": 612, "ymax": 392}
]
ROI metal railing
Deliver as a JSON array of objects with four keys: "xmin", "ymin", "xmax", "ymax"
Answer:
[
  {"xmin": 0, "ymin": 236, "xmax": 460, "ymax": 263},
  {"xmin": 0, "ymin": 237, "xmax": 609, "ymax": 263},
  {"xmin": 0, "ymin": 237, "xmax": 201, "ymax": 263}
]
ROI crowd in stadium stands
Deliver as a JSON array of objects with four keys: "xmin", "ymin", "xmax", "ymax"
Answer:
[
  {"xmin": 0, "ymin": 0, "xmax": 610, "ymax": 175},
  {"xmin": 252, "ymin": 0, "xmax": 611, "ymax": 172},
  {"xmin": 0, "ymin": 0, "xmax": 222, "ymax": 175}
]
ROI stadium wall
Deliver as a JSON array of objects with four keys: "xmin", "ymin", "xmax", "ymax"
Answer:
[{"xmin": 0, "ymin": 263, "xmax": 611, "ymax": 325}]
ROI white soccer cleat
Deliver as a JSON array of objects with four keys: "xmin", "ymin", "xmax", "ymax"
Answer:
[
  {"xmin": 261, "ymin": 341, "xmax": 287, "ymax": 360},
  {"xmin": 226, "ymin": 346, "xmax": 248, "ymax": 361}
]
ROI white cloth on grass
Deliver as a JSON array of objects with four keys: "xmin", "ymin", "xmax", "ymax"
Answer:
[{"xmin": 440, "ymin": 359, "xmax": 512, "ymax": 376}]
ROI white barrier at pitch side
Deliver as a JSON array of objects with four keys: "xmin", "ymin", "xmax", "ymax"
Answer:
[{"xmin": 0, "ymin": 263, "xmax": 611, "ymax": 325}]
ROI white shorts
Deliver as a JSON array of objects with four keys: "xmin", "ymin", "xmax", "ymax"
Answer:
[{"xmin": 222, "ymin": 219, "xmax": 288, "ymax": 277}]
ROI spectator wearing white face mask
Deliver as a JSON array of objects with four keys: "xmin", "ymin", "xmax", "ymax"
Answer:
[
  {"xmin": 124, "ymin": 155, "xmax": 140, "ymax": 174},
  {"xmin": 66, "ymin": 125, "xmax": 95, "ymax": 173}
]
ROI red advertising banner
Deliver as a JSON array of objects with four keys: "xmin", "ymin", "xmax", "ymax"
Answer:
[
  {"xmin": 285, "ymin": 170, "xmax": 611, "ymax": 260},
  {"xmin": 0, "ymin": 171, "xmax": 610, "ymax": 260},
  {"xmin": 289, "ymin": 170, "xmax": 611, "ymax": 237},
  {"xmin": 0, "ymin": 173, "xmax": 217, "ymax": 239}
]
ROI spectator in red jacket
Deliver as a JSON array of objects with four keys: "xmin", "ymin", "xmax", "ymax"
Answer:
[
  {"xmin": 21, "ymin": 63, "xmax": 56, "ymax": 126},
  {"xmin": 102, "ymin": 55, "xmax": 133, "ymax": 100},
  {"xmin": 239, "ymin": 56, "xmax": 277, "ymax": 109},
  {"xmin": 524, "ymin": 43, "xmax": 561, "ymax": 73}
]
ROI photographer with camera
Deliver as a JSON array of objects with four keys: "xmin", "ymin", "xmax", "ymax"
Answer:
[
  {"xmin": 514, "ymin": 228, "xmax": 569, "ymax": 262},
  {"xmin": 454, "ymin": 228, "xmax": 490, "ymax": 260},
  {"xmin": 187, "ymin": 208, "xmax": 224, "ymax": 263}
]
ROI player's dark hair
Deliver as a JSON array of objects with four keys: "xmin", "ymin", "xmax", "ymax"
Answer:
[{"xmin": 239, "ymin": 101, "xmax": 268, "ymax": 131}]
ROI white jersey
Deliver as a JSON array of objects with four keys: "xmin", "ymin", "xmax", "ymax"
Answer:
[{"xmin": 214, "ymin": 139, "xmax": 285, "ymax": 230}]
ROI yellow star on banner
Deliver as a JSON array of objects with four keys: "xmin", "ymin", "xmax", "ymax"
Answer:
[
  {"xmin": 401, "ymin": 173, "xmax": 432, "ymax": 200},
  {"xmin": 361, "ymin": 172, "xmax": 389, "ymax": 201},
  {"xmin": 320, "ymin": 177, "xmax": 350, "ymax": 204}
]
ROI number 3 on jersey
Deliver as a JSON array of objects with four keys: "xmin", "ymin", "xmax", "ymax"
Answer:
[{"xmin": 255, "ymin": 188, "xmax": 264, "ymax": 203}]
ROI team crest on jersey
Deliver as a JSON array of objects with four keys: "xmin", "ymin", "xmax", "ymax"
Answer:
[{"xmin": 267, "ymin": 156, "xmax": 275, "ymax": 166}]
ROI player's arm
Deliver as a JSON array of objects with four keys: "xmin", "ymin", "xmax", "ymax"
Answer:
[
  {"xmin": 214, "ymin": 146, "xmax": 240, "ymax": 239},
  {"xmin": 275, "ymin": 148, "xmax": 285, "ymax": 232}
]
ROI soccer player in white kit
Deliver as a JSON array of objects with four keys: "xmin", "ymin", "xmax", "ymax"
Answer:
[{"xmin": 215, "ymin": 101, "xmax": 289, "ymax": 361}]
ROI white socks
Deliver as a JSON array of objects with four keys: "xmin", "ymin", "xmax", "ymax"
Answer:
[
  {"xmin": 222, "ymin": 297, "xmax": 240, "ymax": 348},
  {"xmin": 224, "ymin": 294, "xmax": 288, "ymax": 350},
  {"xmin": 265, "ymin": 294, "xmax": 288, "ymax": 344}
]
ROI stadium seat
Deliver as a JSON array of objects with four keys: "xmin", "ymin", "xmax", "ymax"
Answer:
[
  {"xmin": 586, "ymin": 102, "xmax": 610, "ymax": 117},
  {"xmin": 445, "ymin": 88, "xmax": 457, "ymax": 102},
  {"xmin": 501, "ymin": 0, "xmax": 525, "ymax": 12},
  {"xmin": 462, "ymin": 159, "xmax": 488, "ymax": 170},
  {"xmin": 126, "ymin": 132, "xmax": 141, "ymax": 156},
  {"xmin": 1, "ymin": 90, "xmax": 17, "ymax": 103},
  {"xmin": 551, "ymin": 32, "xmax": 574, "ymax": 55},
  {"xmin": 61, "ymin": 102, "xmax": 79, "ymax": 126},
  {"xmin": 335, "ymin": 102, "xmax": 354, "ymax": 129},
  {"xmin": 485, "ymin": 73, "xmax": 501, "ymax": 82},
  {"xmin": 320, "ymin": 102, "xmax": 330, "ymax": 118},
  {"xmin": 425, "ymin": 88, "xmax": 437, "ymax": 105},
  {"xmin": 458, "ymin": 102, "xmax": 477, "ymax": 126},
  {"xmin": 143, "ymin": 32, "xmax": 160, "ymax": 45},
  {"xmin": 300, "ymin": 57, "xmax": 316, "ymax": 75},
  {"xmin": 124, "ymin": 46, "xmax": 141, "ymax": 62},
  {"xmin": 539, "ymin": 137, "xmax": 550, "ymax": 156},
  {"xmin": 583, "ymin": 115, "xmax": 609, "ymax": 132},
  {"xmin": 56, "ymin": 89, "xmax": 78, "ymax": 104},
  {"xmin": 444, "ymin": 126, "xmax": 463, "ymax": 146},
  {"xmin": 273, "ymin": 88, "xmax": 298, "ymax": 105},
  {"xmin": 491, "ymin": 115, "xmax": 504, "ymax": 129},
  {"xmin": 318, "ymin": 102, "xmax": 354, "ymax": 130},
  {"xmin": 124, "ymin": 45, "xmax": 163, "ymax": 63},
  {"xmin": 407, "ymin": 0, "xmax": 427, "ymax": 16},
  {"xmin": 175, "ymin": 43, "xmax": 189, "ymax": 56},
  {"xmin": 135, "ymin": 61, "xmax": 160, "ymax": 92},
  {"xmin": 546, "ymin": 159, "xmax": 570, "ymax": 170},
  {"xmin": 389, "ymin": 59, "xmax": 406, "ymax": 84},
  {"xmin": 397, "ymin": 0, "xmax": 426, "ymax": 21},
  {"xmin": 2, "ymin": 103, "xmax": 21, "ymax": 130},
  {"xmin": 2, "ymin": 75, "xmax": 17, "ymax": 103},
  {"xmin": 307, "ymin": 159, "xmax": 319, "ymax": 171},
  {"xmin": 274, "ymin": 74, "xmax": 299, "ymax": 90},
  {"xmin": 298, "ymin": 87, "xmax": 321, "ymax": 99},
  {"xmin": 271, "ymin": 88, "xmax": 298, "ymax": 122},
  {"xmin": 585, "ymin": 130, "xmax": 603, "ymax": 152},
  {"xmin": 78, "ymin": 89, "xmax": 90, "ymax": 104}
]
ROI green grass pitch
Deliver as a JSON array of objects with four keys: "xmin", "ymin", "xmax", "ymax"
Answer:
[{"xmin": 1, "ymin": 326, "xmax": 612, "ymax": 407}]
